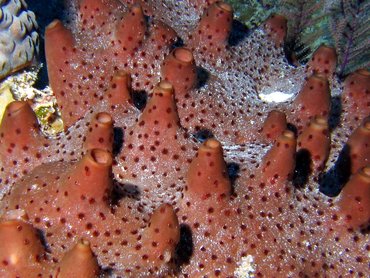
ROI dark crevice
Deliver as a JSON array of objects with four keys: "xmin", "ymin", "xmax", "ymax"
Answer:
[
  {"xmin": 110, "ymin": 183, "xmax": 125, "ymax": 207},
  {"xmin": 292, "ymin": 149, "xmax": 312, "ymax": 189},
  {"xmin": 227, "ymin": 162, "xmax": 240, "ymax": 195},
  {"xmin": 228, "ymin": 20, "xmax": 250, "ymax": 47},
  {"xmin": 101, "ymin": 267, "xmax": 114, "ymax": 276},
  {"xmin": 170, "ymin": 37, "xmax": 185, "ymax": 51},
  {"xmin": 319, "ymin": 144, "xmax": 352, "ymax": 197},
  {"xmin": 360, "ymin": 224, "xmax": 370, "ymax": 235},
  {"xmin": 175, "ymin": 224, "xmax": 193, "ymax": 266},
  {"xmin": 113, "ymin": 127, "xmax": 124, "ymax": 156},
  {"xmin": 227, "ymin": 162, "xmax": 240, "ymax": 192},
  {"xmin": 36, "ymin": 228, "xmax": 51, "ymax": 253},
  {"xmin": 110, "ymin": 181, "xmax": 141, "ymax": 207},
  {"xmin": 196, "ymin": 66, "xmax": 210, "ymax": 89},
  {"xmin": 283, "ymin": 39, "xmax": 311, "ymax": 66},
  {"xmin": 131, "ymin": 90, "xmax": 147, "ymax": 110},
  {"xmin": 193, "ymin": 129, "xmax": 214, "ymax": 143},
  {"xmin": 328, "ymin": 96, "xmax": 342, "ymax": 130},
  {"xmin": 33, "ymin": 42, "xmax": 49, "ymax": 90},
  {"xmin": 286, "ymin": 123, "xmax": 298, "ymax": 137}
]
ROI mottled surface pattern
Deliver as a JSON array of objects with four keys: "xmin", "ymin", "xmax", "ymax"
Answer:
[{"xmin": 0, "ymin": 0, "xmax": 369, "ymax": 277}]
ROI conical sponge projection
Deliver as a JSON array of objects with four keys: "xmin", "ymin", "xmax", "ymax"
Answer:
[{"xmin": 187, "ymin": 138, "xmax": 231, "ymax": 199}]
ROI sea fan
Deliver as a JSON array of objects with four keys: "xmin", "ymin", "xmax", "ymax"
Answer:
[
  {"xmin": 226, "ymin": 0, "xmax": 276, "ymax": 29},
  {"xmin": 279, "ymin": 0, "xmax": 332, "ymax": 64},
  {"xmin": 228, "ymin": 0, "xmax": 334, "ymax": 64},
  {"xmin": 330, "ymin": 0, "xmax": 370, "ymax": 77}
]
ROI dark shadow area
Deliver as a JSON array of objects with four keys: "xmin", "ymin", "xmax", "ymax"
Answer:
[
  {"xmin": 110, "ymin": 181, "xmax": 141, "ymax": 207},
  {"xmin": 360, "ymin": 224, "xmax": 370, "ymax": 236},
  {"xmin": 120, "ymin": 183, "xmax": 141, "ymax": 199},
  {"xmin": 287, "ymin": 123, "xmax": 298, "ymax": 137},
  {"xmin": 228, "ymin": 20, "xmax": 250, "ymax": 47},
  {"xmin": 227, "ymin": 162, "xmax": 240, "ymax": 195},
  {"xmin": 227, "ymin": 162, "xmax": 240, "ymax": 187},
  {"xmin": 37, "ymin": 228, "xmax": 51, "ymax": 253},
  {"xmin": 27, "ymin": 0, "xmax": 67, "ymax": 31},
  {"xmin": 32, "ymin": 42, "xmax": 49, "ymax": 90},
  {"xmin": 283, "ymin": 39, "xmax": 310, "ymax": 66},
  {"xmin": 175, "ymin": 224, "xmax": 193, "ymax": 266},
  {"xmin": 292, "ymin": 149, "xmax": 312, "ymax": 189},
  {"xmin": 131, "ymin": 90, "xmax": 148, "ymax": 110},
  {"xmin": 110, "ymin": 184, "xmax": 125, "ymax": 207},
  {"xmin": 28, "ymin": 0, "xmax": 67, "ymax": 90},
  {"xmin": 113, "ymin": 127, "xmax": 124, "ymax": 156},
  {"xmin": 101, "ymin": 267, "xmax": 114, "ymax": 276},
  {"xmin": 196, "ymin": 66, "xmax": 210, "ymax": 89},
  {"xmin": 144, "ymin": 15, "xmax": 151, "ymax": 25},
  {"xmin": 328, "ymin": 96, "xmax": 342, "ymax": 130},
  {"xmin": 319, "ymin": 145, "xmax": 352, "ymax": 197},
  {"xmin": 170, "ymin": 37, "xmax": 185, "ymax": 51},
  {"xmin": 193, "ymin": 128, "xmax": 214, "ymax": 143}
]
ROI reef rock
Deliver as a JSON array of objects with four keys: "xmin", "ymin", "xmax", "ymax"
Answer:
[{"xmin": 0, "ymin": 0, "xmax": 39, "ymax": 80}]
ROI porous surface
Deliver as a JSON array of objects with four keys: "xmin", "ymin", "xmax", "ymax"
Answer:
[
  {"xmin": 0, "ymin": 0, "xmax": 369, "ymax": 277},
  {"xmin": 0, "ymin": 0, "xmax": 39, "ymax": 79}
]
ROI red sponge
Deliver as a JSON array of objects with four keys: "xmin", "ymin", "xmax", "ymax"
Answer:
[
  {"xmin": 308, "ymin": 45, "xmax": 337, "ymax": 78},
  {"xmin": 264, "ymin": 14, "xmax": 287, "ymax": 47},
  {"xmin": 338, "ymin": 166, "xmax": 370, "ymax": 229},
  {"xmin": 191, "ymin": 2, "xmax": 233, "ymax": 52},
  {"xmin": 292, "ymin": 74, "xmax": 330, "ymax": 130},
  {"xmin": 0, "ymin": 218, "xmax": 45, "ymax": 276},
  {"xmin": 186, "ymin": 139, "xmax": 231, "ymax": 200},
  {"xmin": 260, "ymin": 130, "xmax": 296, "ymax": 185},
  {"xmin": 55, "ymin": 239, "xmax": 99, "ymax": 278}
]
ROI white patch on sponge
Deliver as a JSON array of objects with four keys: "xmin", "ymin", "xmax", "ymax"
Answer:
[
  {"xmin": 234, "ymin": 255, "xmax": 256, "ymax": 278},
  {"xmin": 259, "ymin": 90, "xmax": 294, "ymax": 103}
]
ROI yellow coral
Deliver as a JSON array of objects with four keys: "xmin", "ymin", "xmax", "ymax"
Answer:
[{"xmin": 0, "ymin": 85, "xmax": 14, "ymax": 123}]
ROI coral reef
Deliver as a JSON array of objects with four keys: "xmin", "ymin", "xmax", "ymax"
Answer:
[
  {"xmin": 0, "ymin": 0, "xmax": 369, "ymax": 277},
  {"xmin": 0, "ymin": 0, "xmax": 39, "ymax": 80},
  {"xmin": 0, "ymin": 68, "xmax": 62, "ymax": 135}
]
